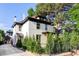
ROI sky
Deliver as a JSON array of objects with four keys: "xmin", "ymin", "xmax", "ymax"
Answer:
[{"xmin": 0, "ymin": 3, "xmax": 36, "ymax": 31}]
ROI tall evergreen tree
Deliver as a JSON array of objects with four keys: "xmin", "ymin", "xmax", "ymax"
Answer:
[
  {"xmin": 28, "ymin": 8, "xmax": 35, "ymax": 17},
  {"xmin": 35, "ymin": 3, "xmax": 73, "ymax": 16}
]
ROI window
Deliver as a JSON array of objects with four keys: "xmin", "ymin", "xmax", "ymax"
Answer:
[
  {"xmin": 37, "ymin": 22, "xmax": 40, "ymax": 29},
  {"xmin": 36, "ymin": 34, "xmax": 41, "ymax": 44},
  {"xmin": 45, "ymin": 24, "xmax": 47, "ymax": 30},
  {"xmin": 19, "ymin": 25, "xmax": 21, "ymax": 31}
]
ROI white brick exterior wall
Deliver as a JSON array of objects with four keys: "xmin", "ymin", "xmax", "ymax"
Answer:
[{"xmin": 21, "ymin": 21, "xmax": 30, "ymax": 37}]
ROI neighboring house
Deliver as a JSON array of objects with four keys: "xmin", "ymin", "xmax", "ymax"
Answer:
[
  {"xmin": 4, "ymin": 30, "xmax": 13, "ymax": 44},
  {"xmin": 12, "ymin": 16, "xmax": 54, "ymax": 47},
  {"xmin": 6, "ymin": 30, "xmax": 13, "ymax": 36}
]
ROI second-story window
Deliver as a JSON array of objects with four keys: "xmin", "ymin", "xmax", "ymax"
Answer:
[
  {"xmin": 19, "ymin": 25, "xmax": 21, "ymax": 31},
  {"xmin": 45, "ymin": 24, "xmax": 47, "ymax": 30},
  {"xmin": 37, "ymin": 22, "xmax": 40, "ymax": 29}
]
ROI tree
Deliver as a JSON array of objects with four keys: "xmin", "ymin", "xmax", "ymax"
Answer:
[
  {"xmin": 0, "ymin": 29, "xmax": 5, "ymax": 44},
  {"xmin": 54, "ymin": 12, "xmax": 65, "ymax": 26},
  {"xmin": 68, "ymin": 4, "xmax": 79, "ymax": 53},
  {"xmin": 35, "ymin": 3, "xmax": 73, "ymax": 16},
  {"xmin": 28, "ymin": 8, "xmax": 35, "ymax": 17},
  {"xmin": 35, "ymin": 4, "xmax": 54, "ymax": 16},
  {"xmin": 0, "ymin": 29, "xmax": 5, "ymax": 38},
  {"xmin": 34, "ymin": 3, "xmax": 73, "ymax": 33},
  {"xmin": 68, "ymin": 4, "xmax": 79, "ymax": 28}
]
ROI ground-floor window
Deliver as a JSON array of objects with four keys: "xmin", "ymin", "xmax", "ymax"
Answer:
[{"xmin": 36, "ymin": 34, "xmax": 41, "ymax": 44}]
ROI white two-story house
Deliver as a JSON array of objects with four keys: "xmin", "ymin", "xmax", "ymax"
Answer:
[{"xmin": 12, "ymin": 16, "xmax": 54, "ymax": 47}]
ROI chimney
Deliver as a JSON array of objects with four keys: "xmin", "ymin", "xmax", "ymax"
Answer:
[
  {"xmin": 22, "ymin": 14, "xmax": 25, "ymax": 20},
  {"xmin": 32, "ymin": 15, "xmax": 37, "ymax": 18},
  {"xmin": 14, "ymin": 16, "xmax": 16, "ymax": 22}
]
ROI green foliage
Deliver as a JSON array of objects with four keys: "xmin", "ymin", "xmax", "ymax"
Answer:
[
  {"xmin": 45, "ymin": 33, "xmax": 54, "ymax": 54},
  {"xmin": 70, "ymin": 31, "xmax": 79, "ymax": 50},
  {"xmin": 0, "ymin": 30, "xmax": 5, "ymax": 41},
  {"xmin": 28, "ymin": 8, "xmax": 35, "ymax": 17},
  {"xmin": 22, "ymin": 36, "xmax": 28, "ymax": 50},
  {"xmin": 22, "ymin": 36, "xmax": 43, "ymax": 54},
  {"xmin": 60, "ymin": 31, "xmax": 71, "ymax": 52},
  {"xmin": 54, "ymin": 12, "xmax": 65, "ymax": 25},
  {"xmin": 35, "ymin": 4, "xmax": 54, "ymax": 16},
  {"xmin": 35, "ymin": 3, "xmax": 73, "ymax": 16},
  {"xmin": 21, "ymin": 29, "xmax": 79, "ymax": 55},
  {"xmin": 0, "ymin": 29, "xmax": 5, "ymax": 45},
  {"xmin": 16, "ymin": 35, "xmax": 23, "ymax": 48},
  {"xmin": 16, "ymin": 39, "xmax": 22, "ymax": 48},
  {"xmin": 51, "ymin": 34, "xmax": 62, "ymax": 53},
  {"xmin": 68, "ymin": 4, "xmax": 79, "ymax": 28},
  {"xmin": 45, "ymin": 29, "xmax": 79, "ymax": 55}
]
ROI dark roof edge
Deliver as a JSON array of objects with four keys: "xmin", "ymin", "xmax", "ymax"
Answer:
[
  {"xmin": 12, "ymin": 17, "xmax": 29, "ymax": 28},
  {"xmin": 12, "ymin": 17, "xmax": 52, "ymax": 28}
]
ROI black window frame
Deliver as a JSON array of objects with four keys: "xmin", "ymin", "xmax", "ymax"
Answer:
[
  {"xmin": 19, "ymin": 25, "xmax": 21, "ymax": 31},
  {"xmin": 36, "ymin": 34, "xmax": 41, "ymax": 44},
  {"xmin": 37, "ymin": 22, "xmax": 40, "ymax": 29},
  {"xmin": 45, "ymin": 24, "xmax": 47, "ymax": 30}
]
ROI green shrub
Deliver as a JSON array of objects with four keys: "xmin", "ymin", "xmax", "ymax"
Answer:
[
  {"xmin": 53, "ymin": 34, "xmax": 62, "ymax": 53},
  {"xmin": 45, "ymin": 33, "xmax": 54, "ymax": 55},
  {"xmin": 70, "ymin": 31, "xmax": 79, "ymax": 51},
  {"xmin": 16, "ymin": 39, "xmax": 22, "ymax": 48},
  {"xmin": 22, "ymin": 36, "xmax": 44, "ymax": 54},
  {"xmin": 30, "ymin": 37, "xmax": 36, "ymax": 52},
  {"xmin": 45, "ymin": 28, "xmax": 79, "ymax": 55},
  {"xmin": 59, "ymin": 31, "xmax": 71, "ymax": 52},
  {"xmin": 35, "ymin": 41, "xmax": 41, "ymax": 53},
  {"xmin": 0, "ymin": 41, "xmax": 3, "ymax": 45},
  {"xmin": 22, "ymin": 30, "xmax": 79, "ymax": 55},
  {"xmin": 26, "ymin": 37, "xmax": 34, "ymax": 51},
  {"xmin": 0, "ymin": 30, "xmax": 4, "ymax": 45},
  {"xmin": 22, "ymin": 36, "xmax": 28, "ymax": 50}
]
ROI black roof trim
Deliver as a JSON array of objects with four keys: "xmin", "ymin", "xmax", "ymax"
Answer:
[
  {"xmin": 12, "ymin": 17, "xmax": 52, "ymax": 28},
  {"xmin": 12, "ymin": 22, "xmax": 22, "ymax": 28},
  {"xmin": 28, "ymin": 17, "xmax": 51, "ymax": 24}
]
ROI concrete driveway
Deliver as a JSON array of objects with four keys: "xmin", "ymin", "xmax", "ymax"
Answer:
[{"xmin": 0, "ymin": 44, "xmax": 23, "ymax": 56}]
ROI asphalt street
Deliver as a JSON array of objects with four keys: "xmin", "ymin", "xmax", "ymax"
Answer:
[{"xmin": 0, "ymin": 44, "xmax": 23, "ymax": 56}]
